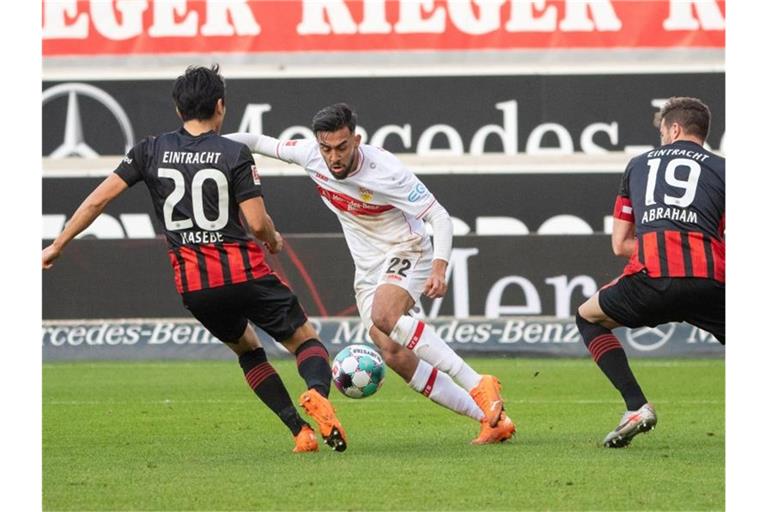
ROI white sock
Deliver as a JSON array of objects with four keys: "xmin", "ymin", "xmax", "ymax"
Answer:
[
  {"xmin": 408, "ymin": 360, "xmax": 483, "ymax": 421},
  {"xmin": 392, "ymin": 316, "xmax": 482, "ymax": 391}
]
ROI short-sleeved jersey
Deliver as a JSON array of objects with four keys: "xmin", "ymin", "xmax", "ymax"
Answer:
[
  {"xmin": 614, "ymin": 140, "xmax": 725, "ymax": 283},
  {"xmin": 114, "ymin": 128, "xmax": 271, "ymax": 293},
  {"xmin": 264, "ymin": 138, "xmax": 438, "ymax": 265}
]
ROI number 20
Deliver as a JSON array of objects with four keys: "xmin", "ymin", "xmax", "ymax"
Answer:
[
  {"xmin": 158, "ymin": 167, "xmax": 229, "ymax": 231},
  {"xmin": 644, "ymin": 157, "xmax": 701, "ymax": 208}
]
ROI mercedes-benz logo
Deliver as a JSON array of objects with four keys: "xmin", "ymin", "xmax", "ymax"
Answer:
[
  {"xmin": 42, "ymin": 83, "xmax": 134, "ymax": 158},
  {"xmin": 624, "ymin": 323, "xmax": 676, "ymax": 352}
]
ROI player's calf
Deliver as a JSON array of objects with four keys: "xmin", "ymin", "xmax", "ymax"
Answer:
[
  {"xmin": 408, "ymin": 360, "xmax": 484, "ymax": 421},
  {"xmin": 575, "ymin": 311, "xmax": 647, "ymax": 412},
  {"xmin": 239, "ymin": 347, "xmax": 310, "ymax": 439},
  {"xmin": 294, "ymin": 338, "xmax": 332, "ymax": 397},
  {"xmin": 389, "ymin": 315, "xmax": 482, "ymax": 391}
]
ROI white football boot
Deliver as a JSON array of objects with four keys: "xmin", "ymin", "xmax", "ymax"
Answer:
[{"xmin": 603, "ymin": 403, "xmax": 657, "ymax": 448}]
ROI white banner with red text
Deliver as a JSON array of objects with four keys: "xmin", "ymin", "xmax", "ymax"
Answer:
[{"xmin": 43, "ymin": 0, "xmax": 725, "ymax": 57}]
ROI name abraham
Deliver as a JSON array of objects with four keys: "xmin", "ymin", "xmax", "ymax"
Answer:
[
  {"xmin": 162, "ymin": 151, "xmax": 222, "ymax": 165},
  {"xmin": 641, "ymin": 206, "xmax": 698, "ymax": 224}
]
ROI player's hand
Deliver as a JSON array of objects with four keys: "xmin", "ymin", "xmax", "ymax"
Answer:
[
  {"xmin": 423, "ymin": 259, "xmax": 448, "ymax": 299},
  {"xmin": 265, "ymin": 231, "xmax": 284, "ymax": 254},
  {"xmin": 42, "ymin": 244, "xmax": 61, "ymax": 270}
]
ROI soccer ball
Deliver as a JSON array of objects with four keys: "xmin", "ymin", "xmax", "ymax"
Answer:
[{"xmin": 332, "ymin": 344, "xmax": 386, "ymax": 399}]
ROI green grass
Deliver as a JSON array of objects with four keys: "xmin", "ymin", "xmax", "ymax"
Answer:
[{"xmin": 43, "ymin": 358, "xmax": 724, "ymax": 511}]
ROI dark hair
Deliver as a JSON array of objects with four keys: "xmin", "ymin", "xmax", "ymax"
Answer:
[
  {"xmin": 657, "ymin": 97, "xmax": 711, "ymax": 141},
  {"xmin": 311, "ymin": 103, "xmax": 357, "ymax": 134},
  {"xmin": 172, "ymin": 64, "xmax": 225, "ymax": 122}
]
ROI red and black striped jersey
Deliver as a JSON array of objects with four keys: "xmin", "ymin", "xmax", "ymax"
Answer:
[
  {"xmin": 114, "ymin": 128, "xmax": 271, "ymax": 293},
  {"xmin": 614, "ymin": 140, "xmax": 725, "ymax": 283}
]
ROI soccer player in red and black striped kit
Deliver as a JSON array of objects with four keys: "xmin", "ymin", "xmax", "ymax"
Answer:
[
  {"xmin": 576, "ymin": 97, "xmax": 724, "ymax": 448},
  {"xmin": 42, "ymin": 65, "xmax": 347, "ymax": 453}
]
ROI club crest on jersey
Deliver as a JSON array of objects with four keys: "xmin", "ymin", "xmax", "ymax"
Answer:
[
  {"xmin": 251, "ymin": 165, "xmax": 261, "ymax": 185},
  {"xmin": 359, "ymin": 187, "xmax": 374, "ymax": 202}
]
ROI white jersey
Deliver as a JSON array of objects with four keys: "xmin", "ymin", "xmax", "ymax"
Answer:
[
  {"xmin": 226, "ymin": 132, "xmax": 451, "ymax": 327},
  {"xmin": 265, "ymin": 138, "xmax": 437, "ymax": 264}
]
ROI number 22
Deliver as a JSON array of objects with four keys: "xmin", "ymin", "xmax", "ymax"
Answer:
[{"xmin": 386, "ymin": 257, "xmax": 411, "ymax": 277}]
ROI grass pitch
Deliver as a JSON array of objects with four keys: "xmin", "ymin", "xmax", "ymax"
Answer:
[{"xmin": 43, "ymin": 358, "xmax": 724, "ymax": 511}]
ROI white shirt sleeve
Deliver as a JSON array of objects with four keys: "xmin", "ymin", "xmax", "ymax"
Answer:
[
  {"xmin": 224, "ymin": 133, "xmax": 314, "ymax": 167},
  {"xmin": 421, "ymin": 201, "xmax": 453, "ymax": 262}
]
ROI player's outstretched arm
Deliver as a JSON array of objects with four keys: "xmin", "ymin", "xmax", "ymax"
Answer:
[
  {"xmin": 224, "ymin": 133, "xmax": 279, "ymax": 158},
  {"xmin": 238, "ymin": 197, "xmax": 283, "ymax": 254},
  {"xmin": 225, "ymin": 132, "xmax": 312, "ymax": 168},
  {"xmin": 42, "ymin": 174, "xmax": 128, "ymax": 270}
]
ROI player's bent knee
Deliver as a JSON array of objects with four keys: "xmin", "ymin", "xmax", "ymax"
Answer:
[
  {"xmin": 575, "ymin": 310, "xmax": 612, "ymax": 347},
  {"xmin": 281, "ymin": 322, "xmax": 320, "ymax": 353},
  {"xmin": 370, "ymin": 308, "xmax": 398, "ymax": 336}
]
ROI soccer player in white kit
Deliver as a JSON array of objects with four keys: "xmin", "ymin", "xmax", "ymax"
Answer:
[{"xmin": 228, "ymin": 103, "xmax": 515, "ymax": 444}]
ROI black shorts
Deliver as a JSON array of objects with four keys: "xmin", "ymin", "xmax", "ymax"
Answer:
[
  {"xmin": 181, "ymin": 274, "xmax": 307, "ymax": 344},
  {"xmin": 599, "ymin": 272, "xmax": 725, "ymax": 344}
]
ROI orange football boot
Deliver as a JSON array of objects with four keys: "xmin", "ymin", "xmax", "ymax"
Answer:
[
  {"xmin": 292, "ymin": 425, "xmax": 319, "ymax": 453},
  {"xmin": 299, "ymin": 389, "xmax": 348, "ymax": 452},
  {"xmin": 471, "ymin": 414, "xmax": 516, "ymax": 445},
  {"xmin": 469, "ymin": 375, "xmax": 505, "ymax": 427}
]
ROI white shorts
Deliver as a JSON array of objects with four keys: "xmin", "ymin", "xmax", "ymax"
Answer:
[{"xmin": 354, "ymin": 245, "xmax": 432, "ymax": 330}]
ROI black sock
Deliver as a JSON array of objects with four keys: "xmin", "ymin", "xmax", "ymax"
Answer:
[
  {"xmin": 239, "ymin": 348, "xmax": 306, "ymax": 436},
  {"xmin": 576, "ymin": 312, "xmax": 647, "ymax": 411},
  {"xmin": 294, "ymin": 339, "xmax": 332, "ymax": 397}
]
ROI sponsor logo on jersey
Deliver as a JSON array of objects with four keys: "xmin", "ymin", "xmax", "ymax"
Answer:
[
  {"xmin": 251, "ymin": 165, "xmax": 261, "ymax": 185},
  {"xmin": 408, "ymin": 183, "xmax": 428, "ymax": 202}
]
